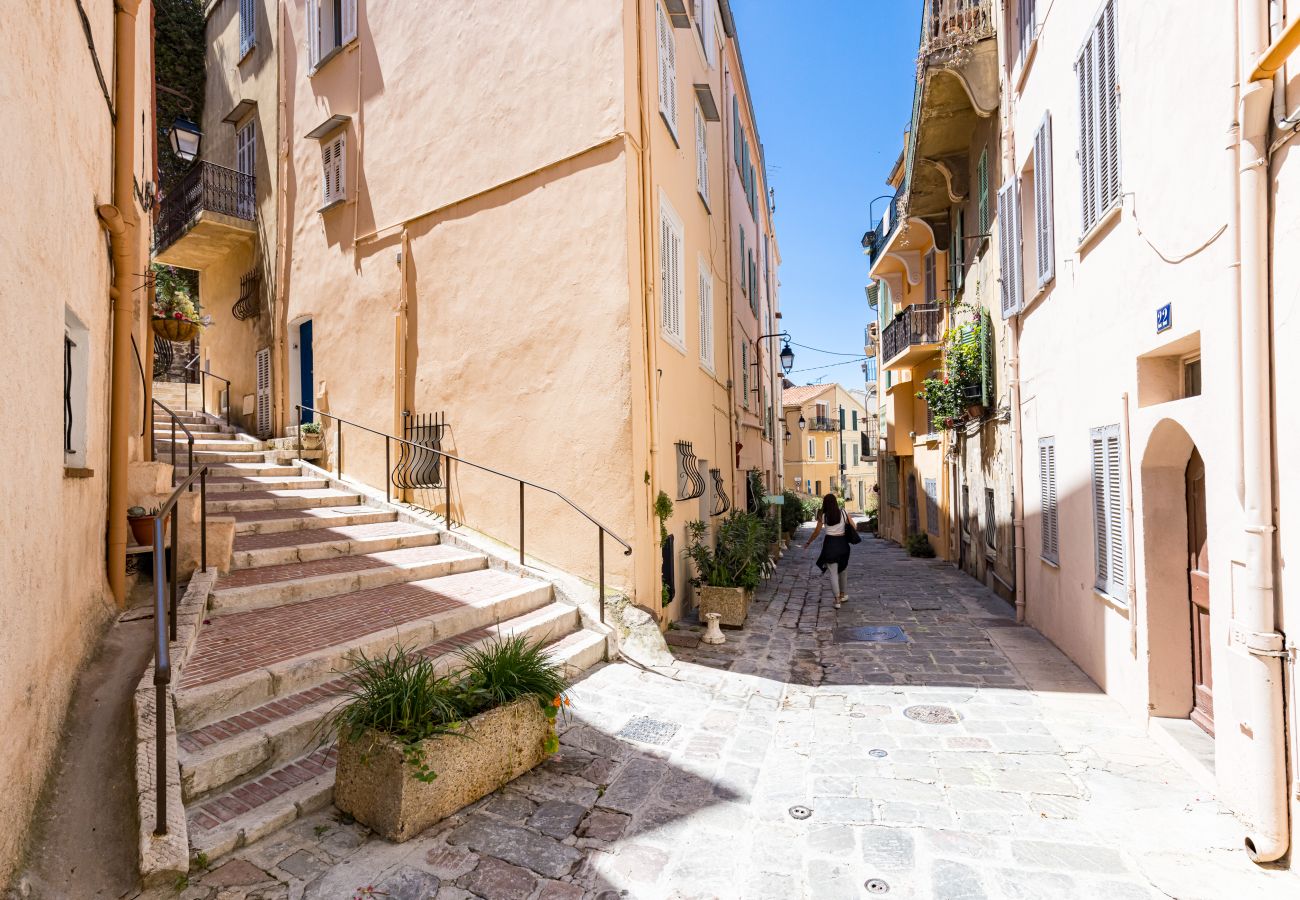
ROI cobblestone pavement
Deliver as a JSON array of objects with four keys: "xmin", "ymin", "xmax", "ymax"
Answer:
[{"xmin": 177, "ymin": 531, "xmax": 1299, "ymax": 900}]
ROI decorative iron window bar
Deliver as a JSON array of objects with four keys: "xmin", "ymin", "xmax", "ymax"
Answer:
[
  {"xmin": 64, "ymin": 334, "xmax": 75, "ymax": 454},
  {"xmin": 709, "ymin": 468, "xmax": 731, "ymax": 517},
  {"xmin": 881, "ymin": 304, "xmax": 943, "ymax": 364},
  {"xmin": 153, "ymin": 161, "xmax": 256, "ymax": 253},
  {"xmin": 675, "ymin": 441, "xmax": 705, "ymax": 501},
  {"xmin": 232, "ymin": 267, "xmax": 261, "ymax": 321},
  {"xmin": 392, "ymin": 411, "xmax": 446, "ymax": 490}
]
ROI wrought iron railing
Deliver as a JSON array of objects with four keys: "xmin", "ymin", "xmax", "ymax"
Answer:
[
  {"xmin": 151, "ymin": 399, "xmax": 194, "ymax": 485},
  {"xmin": 921, "ymin": 0, "xmax": 996, "ymax": 58},
  {"xmin": 881, "ymin": 304, "xmax": 943, "ymax": 364},
  {"xmin": 865, "ymin": 183, "xmax": 906, "ymax": 266},
  {"xmin": 297, "ymin": 405, "xmax": 632, "ymax": 623},
  {"xmin": 173, "ymin": 357, "xmax": 233, "ymax": 428},
  {"xmin": 154, "ymin": 161, "xmax": 255, "ymax": 253},
  {"xmin": 807, "ymin": 416, "xmax": 840, "ymax": 432}
]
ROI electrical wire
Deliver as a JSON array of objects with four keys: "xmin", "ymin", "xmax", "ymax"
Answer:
[
  {"xmin": 788, "ymin": 357, "xmax": 869, "ymax": 375},
  {"xmin": 788, "ymin": 341, "xmax": 871, "ymax": 357}
]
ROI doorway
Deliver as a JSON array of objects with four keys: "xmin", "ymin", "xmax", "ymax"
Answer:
[
  {"xmin": 289, "ymin": 317, "xmax": 314, "ymax": 424},
  {"xmin": 907, "ymin": 472, "xmax": 919, "ymax": 536},
  {"xmin": 1186, "ymin": 448, "xmax": 1213, "ymax": 735}
]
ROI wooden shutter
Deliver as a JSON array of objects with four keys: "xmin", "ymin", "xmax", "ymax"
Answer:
[
  {"xmin": 307, "ymin": 0, "xmax": 321, "ymax": 69},
  {"xmin": 1077, "ymin": 27, "xmax": 1098, "ymax": 232},
  {"xmin": 698, "ymin": 259, "xmax": 713, "ymax": 369},
  {"xmin": 659, "ymin": 199, "xmax": 683, "ymax": 345},
  {"xmin": 1034, "ymin": 112, "xmax": 1056, "ymax": 289},
  {"xmin": 997, "ymin": 179, "xmax": 1023, "ymax": 318},
  {"xmin": 979, "ymin": 307, "xmax": 994, "ymax": 406},
  {"xmin": 852, "ymin": 410, "xmax": 858, "ymax": 431},
  {"xmin": 924, "ymin": 478, "xmax": 939, "ymax": 535},
  {"xmin": 1039, "ymin": 437, "xmax": 1058, "ymax": 562},
  {"xmin": 748, "ymin": 251, "xmax": 757, "ymax": 314},
  {"xmin": 240, "ymin": 0, "xmax": 255, "ymax": 56},
  {"xmin": 657, "ymin": 5, "xmax": 677, "ymax": 139},
  {"xmin": 322, "ymin": 133, "xmax": 345, "ymax": 205},
  {"xmin": 341, "ymin": 0, "xmax": 357, "ymax": 44},
  {"xmin": 255, "ymin": 347, "xmax": 272, "ymax": 438},
  {"xmin": 738, "ymin": 226, "xmax": 746, "ymax": 296},
  {"xmin": 977, "ymin": 150, "xmax": 989, "ymax": 234},
  {"xmin": 950, "ymin": 208, "xmax": 965, "ymax": 293},
  {"xmin": 1018, "ymin": 0, "xmax": 1035, "ymax": 68},
  {"xmin": 320, "ymin": 138, "xmax": 334, "ymax": 205},
  {"xmin": 695, "ymin": 105, "xmax": 709, "ymax": 203},
  {"xmin": 924, "ymin": 249, "xmax": 937, "ymax": 303},
  {"xmin": 1090, "ymin": 424, "xmax": 1125, "ymax": 596},
  {"xmin": 732, "ymin": 95, "xmax": 741, "ymax": 168},
  {"xmin": 1098, "ymin": 0, "xmax": 1120, "ymax": 212},
  {"xmin": 742, "ymin": 342, "xmax": 749, "ymax": 408}
]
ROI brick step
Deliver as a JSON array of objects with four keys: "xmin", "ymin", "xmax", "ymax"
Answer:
[
  {"xmin": 229, "ymin": 506, "xmax": 397, "ymax": 535},
  {"xmin": 208, "ymin": 475, "xmax": 331, "ymax": 495},
  {"xmin": 230, "ymin": 520, "xmax": 440, "ymax": 569},
  {"xmin": 176, "ymin": 567, "xmax": 554, "ymax": 729},
  {"xmin": 210, "ymin": 463, "xmax": 301, "ymax": 478},
  {"xmin": 183, "ymin": 622, "xmax": 604, "ymax": 863},
  {"xmin": 178, "ymin": 602, "xmax": 581, "ymax": 803},
  {"xmin": 205, "ymin": 488, "xmax": 362, "ymax": 515},
  {"xmin": 208, "ymin": 543, "xmax": 486, "ymax": 614}
]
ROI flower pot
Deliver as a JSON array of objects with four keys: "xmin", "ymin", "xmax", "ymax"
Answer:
[
  {"xmin": 152, "ymin": 317, "xmax": 198, "ymax": 343},
  {"xmin": 334, "ymin": 697, "xmax": 551, "ymax": 842},
  {"xmin": 127, "ymin": 513, "xmax": 169, "ymax": 547},
  {"xmin": 698, "ymin": 585, "xmax": 748, "ymax": 627},
  {"xmin": 299, "ymin": 432, "xmax": 322, "ymax": 450}
]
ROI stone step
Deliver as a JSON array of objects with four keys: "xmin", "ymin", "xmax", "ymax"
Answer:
[
  {"xmin": 207, "ymin": 475, "xmax": 331, "ymax": 495},
  {"xmin": 188, "ymin": 449, "xmax": 274, "ymax": 464},
  {"xmin": 156, "ymin": 438, "xmax": 266, "ymax": 452},
  {"xmin": 154, "ymin": 430, "xmax": 240, "ymax": 442},
  {"xmin": 176, "ymin": 568, "xmax": 554, "ymax": 729},
  {"xmin": 178, "ymin": 603, "xmax": 581, "ymax": 803},
  {"xmin": 229, "ymin": 520, "xmax": 440, "ymax": 569},
  {"xmin": 183, "ymin": 620, "xmax": 603, "ymax": 863},
  {"xmin": 205, "ymin": 488, "xmax": 362, "ymax": 515},
  {"xmin": 210, "ymin": 464, "xmax": 301, "ymax": 478},
  {"xmin": 229, "ymin": 506, "xmax": 397, "ymax": 535},
  {"xmin": 209, "ymin": 543, "xmax": 486, "ymax": 614},
  {"xmin": 153, "ymin": 422, "xmax": 229, "ymax": 434}
]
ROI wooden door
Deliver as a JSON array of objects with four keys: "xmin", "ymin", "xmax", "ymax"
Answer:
[{"xmin": 1186, "ymin": 449, "xmax": 1213, "ymax": 735}]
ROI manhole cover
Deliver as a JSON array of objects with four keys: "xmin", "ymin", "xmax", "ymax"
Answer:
[
  {"xmin": 866, "ymin": 878, "xmax": 890, "ymax": 894},
  {"xmin": 903, "ymin": 705, "xmax": 960, "ymax": 725},
  {"xmin": 835, "ymin": 625, "xmax": 909, "ymax": 644},
  {"xmin": 868, "ymin": 748, "xmax": 889, "ymax": 758},
  {"xmin": 616, "ymin": 716, "xmax": 680, "ymax": 745},
  {"xmin": 788, "ymin": 805, "xmax": 813, "ymax": 820}
]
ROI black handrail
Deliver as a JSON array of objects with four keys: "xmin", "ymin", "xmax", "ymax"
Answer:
[
  {"xmin": 180, "ymin": 357, "xmax": 233, "ymax": 428},
  {"xmin": 151, "ymin": 398, "xmax": 194, "ymax": 487},
  {"xmin": 295, "ymin": 404, "xmax": 633, "ymax": 623},
  {"xmin": 151, "ymin": 462, "xmax": 210, "ymax": 835}
]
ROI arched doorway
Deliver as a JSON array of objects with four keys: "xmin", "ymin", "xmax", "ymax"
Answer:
[{"xmin": 1186, "ymin": 449, "xmax": 1213, "ymax": 734}]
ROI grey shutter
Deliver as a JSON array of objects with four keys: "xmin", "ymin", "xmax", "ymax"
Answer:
[
  {"xmin": 738, "ymin": 226, "xmax": 746, "ymax": 295},
  {"xmin": 307, "ymin": 0, "xmax": 321, "ymax": 69},
  {"xmin": 732, "ymin": 95, "xmax": 741, "ymax": 168},
  {"xmin": 695, "ymin": 105, "xmax": 708, "ymax": 202},
  {"xmin": 1099, "ymin": 0, "xmax": 1120, "ymax": 212},
  {"xmin": 977, "ymin": 150, "xmax": 989, "ymax": 233},
  {"xmin": 1034, "ymin": 112, "xmax": 1056, "ymax": 288},
  {"xmin": 997, "ymin": 180, "xmax": 1023, "ymax": 318},
  {"xmin": 1076, "ymin": 34, "xmax": 1097, "ymax": 233},
  {"xmin": 240, "ymin": 0, "xmax": 255, "ymax": 56},
  {"xmin": 255, "ymin": 347, "xmax": 272, "ymax": 438},
  {"xmin": 1090, "ymin": 424, "xmax": 1125, "ymax": 596},
  {"xmin": 341, "ymin": 0, "xmax": 357, "ymax": 44},
  {"xmin": 1039, "ymin": 437, "xmax": 1058, "ymax": 562}
]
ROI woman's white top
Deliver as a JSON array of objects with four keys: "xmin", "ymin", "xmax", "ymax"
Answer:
[{"xmin": 824, "ymin": 513, "xmax": 847, "ymax": 536}]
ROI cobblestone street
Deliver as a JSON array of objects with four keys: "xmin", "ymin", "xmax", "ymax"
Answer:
[{"xmin": 178, "ymin": 531, "xmax": 1298, "ymax": 900}]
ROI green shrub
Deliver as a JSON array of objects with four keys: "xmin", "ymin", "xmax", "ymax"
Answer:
[
  {"xmin": 456, "ymin": 634, "xmax": 568, "ymax": 718},
  {"xmin": 905, "ymin": 533, "xmax": 936, "ymax": 558},
  {"xmin": 332, "ymin": 646, "xmax": 464, "ymax": 747},
  {"xmin": 780, "ymin": 490, "xmax": 805, "ymax": 534},
  {"xmin": 686, "ymin": 512, "xmax": 773, "ymax": 590}
]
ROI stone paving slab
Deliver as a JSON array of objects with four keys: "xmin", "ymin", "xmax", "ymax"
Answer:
[{"xmin": 175, "ymin": 531, "xmax": 1300, "ymax": 899}]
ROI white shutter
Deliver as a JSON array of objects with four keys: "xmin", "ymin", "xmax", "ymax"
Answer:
[
  {"xmin": 698, "ymin": 258, "xmax": 713, "ymax": 370},
  {"xmin": 1039, "ymin": 437, "xmax": 1058, "ymax": 562},
  {"xmin": 320, "ymin": 139, "xmax": 334, "ymax": 206},
  {"xmin": 341, "ymin": 0, "xmax": 357, "ymax": 44},
  {"xmin": 659, "ymin": 198, "xmax": 684, "ymax": 347},
  {"xmin": 656, "ymin": 5, "xmax": 677, "ymax": 140},
  {"xmin": 255, "ymin": 348, "xmax": 272, "ymax": 438},
  {"xmin": 703, "ymin": 0, "xmax": 716, "ymax": 66},
  {"xmin": 307, "ymin": 0, "xmax": 321, "ymax": 69},
  {"xmin": 695, "ymin": 105, "xmax": 709, "ymax": 204},
  {"xmin": 1090, "ymin": 424, "xmax": 1125, "ymax": 596},
  {"xmin": 333, "ymin": 133, "xmax": 346, "ymax": 201},
  {"xmin": 1099, "ymin": 0, "xmax": 1120, "ymax": 212},
  {"xmin": 997, "ymin": 179, "xmax": 1023, "ymax": 318},
  {"xmin": 1034, "ymin": 112, "xmax": 1056, "ymax": 289},
  {"xmin": 1076, "ymin": 36, "xmax": 1096, "ymax": 233}
]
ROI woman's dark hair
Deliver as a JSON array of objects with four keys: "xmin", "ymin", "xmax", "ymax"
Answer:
[{"xmin": 821, "ymin": 494, "xmax": 841, "ymax": 527}]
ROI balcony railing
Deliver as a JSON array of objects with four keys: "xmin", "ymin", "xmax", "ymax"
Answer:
[
  {"xmin": 865, "ymin": 182, "xmax": 906, "ymax": 267},
  {"xmin": 921, "ymin": 0, "xmax": 996, "ymax": 58},
  {"xmin": 881, "ymin": 304, "xmax": 943, "ymax": 365},
  {"xmin": 154, "ymin": 162, "xmax": 256, "ymax": 253},
  {"xmin": 807, "ymin": 416, "xmax": 840, "ymax": 432}
]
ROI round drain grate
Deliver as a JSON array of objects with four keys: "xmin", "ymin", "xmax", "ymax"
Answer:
[
  {"xmin": 903, "ymin": 704, "xmax": 960, "ymax": 725},
  {"xmin": 868, "ymin": 748, "xmax": 889, "ymax": 758},
  {"xmin": 788, "ymin": 805, "xmax": 813, "ymax": 820},
  {"xmin": 865, "ymin": 878, "xmax": 890, "ymax": 894}
]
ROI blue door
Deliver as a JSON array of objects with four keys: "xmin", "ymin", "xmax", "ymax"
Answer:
[{"xmin": 299, "ymin": 320, "xmax": 314, "ymax": 424}]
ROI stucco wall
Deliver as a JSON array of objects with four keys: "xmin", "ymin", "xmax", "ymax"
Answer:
[{"xmin": 0, "ymin": 0, "xmax": 153, "ymax": 883}]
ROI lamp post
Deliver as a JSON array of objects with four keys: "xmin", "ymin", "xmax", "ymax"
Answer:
[{"xmin": 167, "ymin": 117, "xmax": 202, "ymax": 162}]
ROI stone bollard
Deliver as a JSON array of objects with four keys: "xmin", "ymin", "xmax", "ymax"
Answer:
[{"xmin": 701, "ymin": 612, "xmax": 726, "ymax": 645}]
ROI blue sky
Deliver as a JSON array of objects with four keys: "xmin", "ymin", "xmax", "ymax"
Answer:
[{"xmin": 730, "ymin": 1, "xmax": 919, "ymax": 387}]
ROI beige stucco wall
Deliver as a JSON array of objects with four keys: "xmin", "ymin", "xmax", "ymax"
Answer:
[
  {"xmin": 0, "ymin": 0, "xmax": 153, "ymax": 883},
  {"xmin": 783, "ymin": 384, "xmax": 873, "ymax": 511}
]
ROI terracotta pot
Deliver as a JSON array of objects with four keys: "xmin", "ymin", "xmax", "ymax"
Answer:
[
  {"xmin": 128, "ymin": 514, "xmax": 167, "ymax": 546},
  {"xmin": 152, "ymin": 317, "xmax": 199, "ymax": 343}
]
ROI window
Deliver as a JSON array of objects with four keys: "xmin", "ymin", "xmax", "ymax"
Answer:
[
  {"xmin": 741, "ymin": 341, "xmax": 750, "ymax": 408},
  {"xmin": 886, "ymin": 460, "xmax": 900, "ymax": 507},
  {"xmin": 307, "ymin": 0, "xmax": 357, "ymax": 71},
  {"xmin": 925, "ymin": 479, "xmax": 939, "ymax": 536},
  {"xmin": 808, "ymin": 438, "xmax": 815, "ymax": 459},
  {"xmin": 659, "ymin": 195, "xmax": 685, "ymax": 349},
  {"xmin": 691, "ymin": 0, "xmax": 716, "ymax": 66},
  {"xmin": 698, "ymin": 257, "xmax": 714, "ymax": 371},
  {"xmin": 1183, "ymin": 356, "xmax": 1202, "ymax": 398},
  {"xmin": 64, "ymin": 309, "xmax": 90, "ymax": 468},
  {"xmin": 695, "ymin": 105, "xmax": 709, "ymax": 206},
  {"xmin": 1090, "ymin": 424, "xmax": 1127, "ymax": 598},
  {"xmin": 852, "ymin": 444, "xmax": 860, "ymax": 466},
  {"xmin": 950, "ymin": 207, "xmax": 966, "ymax": 293},
  {"xmin": 997, "ymin": 177, "xmax": 1024, "ymax": 318},
  {"xmin": 1076, "ymin": 0, "xmax": 1120, "ymax": 236},
  {"xmin": 1017, "ymin": 0, "xmax": 1037, "ymax": 70},
  {"xmin": 985, "ymin": 489, "xmax": 997, "ymax": 549},
  {"xmin": 977, "ymin": 149, "xmax": 990, "ymax": 234},
  {"xmin": 236, "ymin": 120, "xmax": 256, "ymax": 177},
  {"xmin": 815, "ymin": 480, "xmax": 822, "ymax": 496},
  {"xmin": 825, "ymin": 438, "xmax": 832, "ymax": 459},
  {"xmin": 924, "ymin": 249, "xmax": 937, "ymax": 303},
  {"xmin": 1033, "ymin": 113, "xmax": 1056, "ymax": 289},
  {"xmin": 656, "ymin": 4, "xmax": 678, "ymax": 142},
  {"xmin": 320, "ymin": 132, "xmax": 346, "ymax": 207},
  {"xmin": 738, "ymin": 227, "xmax": 747, "ymax": 296},
  {"xmin": 240, "ymin": 0, "xmax": 257, "ymax": 57},
  {"xmin": 851, "ymin": 410, "xmax": 858, "ymax": 431},
  {"xmin": 1039, "ymin": 437, "xmax": 1059, "ymax": 562}
]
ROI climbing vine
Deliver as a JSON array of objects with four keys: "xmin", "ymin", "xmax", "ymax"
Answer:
[{"xmin": 154, "ymin": 0, "xmax": 206, "ymax": 190}]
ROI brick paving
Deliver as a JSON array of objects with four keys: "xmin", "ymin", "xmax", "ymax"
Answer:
[
  {"xmin": 231, "ymin": 521, "xmax": 432, "ymax": 552},
  {"xmin": 188, "ymin": 746, "xmax": 339, "ymax": 833},
  {"xmin": 214, "ymin": 544, "xmax": 463, "ymax": 589},
  {"xmin": 229, "ymin": 506, "xmax": 387, "ymax": 527},
  {"xmin": 180, "ymin": 529, "xmax": 1300, "ymax": 900}
]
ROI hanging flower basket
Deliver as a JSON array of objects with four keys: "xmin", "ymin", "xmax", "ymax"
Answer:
[{"xmin": 152, "ymin": 316, "xmax": 199, "ymax": 343}]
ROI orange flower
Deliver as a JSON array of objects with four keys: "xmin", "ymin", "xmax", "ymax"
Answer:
[
  {"xmin": 563, "ymin": 697, "xmax": 572, "ymax": 707},
  {"xmin": 552, "ymin": 697, "xmax": 562, "ymax": 707}
]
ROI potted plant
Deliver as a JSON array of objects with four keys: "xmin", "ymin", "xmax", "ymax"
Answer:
[
  {"xmin": 685, "ymin": 513, "xmax": 768, "ymax": 627},
  {"xmin": 127, "ymin": 505, "xmax": 163, "ymax": 546},
  {"xmin": 332, "ymin": 636, "xmax": 568, "ymax": 842},
  {"xmin": 299, "ymin": 420, "xmax": 323, "ymax": 449},
  {"xmin": 151, "ymin": 269, "xmax": 210, "ymax": 343}
]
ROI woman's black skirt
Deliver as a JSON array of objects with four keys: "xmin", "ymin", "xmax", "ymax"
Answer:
[{"xmin": 815, "ymin": 534, "xmax": 851, "ymax": 573}]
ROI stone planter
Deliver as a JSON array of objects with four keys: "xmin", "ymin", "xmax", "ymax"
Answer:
[
  {"xmin": 334, "ymin": 697, "xmax": 550, "ymax": 842},
  {"xmin": 299, "ymin": 432, "xmax": 322, "ymax": 450},
  {"xmin": 698, "ymin": 585, "xmax": 748, "ymax": 628}
]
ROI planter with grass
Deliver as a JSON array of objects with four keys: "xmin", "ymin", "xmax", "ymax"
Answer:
[
  {"xmin": 685, "ymin": 513, "xmax": 771, "ymax": 627},
  {"xmin": 332, "ymin": 637, "xmax": 568, "ymax": 842}
]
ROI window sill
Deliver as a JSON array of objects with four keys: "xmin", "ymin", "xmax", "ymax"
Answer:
[
  {"xmin": 318, "ymin": 198, "xmax": 346, "ymax": 214},
  {"xmin": 661, "ymin": 333, "xmax": 688, "ymax": 357},
  {"xmin": 64, "ymin": 466, "xmax": 94, "ymax": 479},
  {"xmin": 1012, "ymin": 36, "xmax": 1039, "ymax": 93},
  {"xmin": 1040, "ymin": 556, "xmax": 1059, "ymax": 569},
  {"xmin": 1093, "ymin": 587, "xmax": 1131, "ymax": 614},
  {"xmin": 698, "ymin": 191, "xmax": 711, "ymax": 215},
  {"xmin": 660, "ymin": 111, "xmax": 680, "ymax": 148},
  {"xmin": 238, "ymin": 42, "xmax": 256, "ymax": 65},
  {"xmin": 309, "ymin": 37, "xmax": 357, "ymax": 77},
  {"xmin": 1076, "ymin": 202, "xmax": 1122, "ymax": 256}
]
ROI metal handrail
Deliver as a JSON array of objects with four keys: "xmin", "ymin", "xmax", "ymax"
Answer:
[
  {"xmin": 151, "ymin": 462, "xmax": 211, "ymax": 835},
  {"xmin": 179, "ymin": 357, "xmax": 233, "ymax": 428},
  {"xmin": 151, "ymin": 398, "xmax": 194, "ymax": 487},
  {"xmin": 296, "ymin": 404, "xmax": 633, "ymax": 622}
]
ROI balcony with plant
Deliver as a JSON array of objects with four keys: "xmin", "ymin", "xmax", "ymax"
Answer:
[{"xmin": 916, "ymin": 306, "xmax": 992, "ymax": 431}]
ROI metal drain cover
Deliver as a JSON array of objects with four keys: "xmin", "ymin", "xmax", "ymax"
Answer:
[
  {"xmin": 868, "ymin": 748, "xmax": 889, "ymax": 758},
  {"xmin": 866, "ymin": 878, "xmax": 891, "ymax": 894},
  {"xmin": 903, "ymin": 705, "xmax": 960, "ymax": 725},
  {"xmin": 616, "ymin": 716, "xmax": 680, "ymax": 745},
  {"xmin": 835, "ymin": 625, "xmax": 909, "ymax": 643},
  {"xmin": 788, "ymin": 805, "xmax": 813, "ymax": 820}
]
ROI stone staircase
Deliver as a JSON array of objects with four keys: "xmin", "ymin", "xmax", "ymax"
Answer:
[{"xmin": 168, "ymin": 455, "xmax": 608, "ymax": 862}]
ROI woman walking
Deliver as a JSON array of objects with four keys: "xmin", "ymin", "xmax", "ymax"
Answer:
[{"xmin": 804, "ymin": 493, "xmax": 857, "ymax": 609}]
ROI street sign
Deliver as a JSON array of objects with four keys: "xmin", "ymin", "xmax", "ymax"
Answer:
[
  {"xmin": 764, "ymin": 494, "xmax": 785, "ymax": 505},
  {"xmin": 1156, "ymin": 302, "xmax": 1173, "ymax": 334}
]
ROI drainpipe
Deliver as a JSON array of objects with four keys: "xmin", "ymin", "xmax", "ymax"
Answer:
[
  {"xmin": 1008, "ymin": 314, "xmax": 1026, "ymax": 623},
  {"xmin": 1234, "ymin": 0, "xmax": 1288, "ymax": 863},
  {"xmin": 103, "ymin": 0, "xmax": 143, "ymax": 608},
  {"xmin": 394, "ymin": 229, "xmax": 411, "ymax": 502}
]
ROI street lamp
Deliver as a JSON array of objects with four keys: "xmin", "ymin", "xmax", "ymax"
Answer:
[
  {"xmin": 798, "ymin": 414, "xmax": 806, "ymax": 430},
  {"xmin": 779, "ymin": 342, "xmax": 795, "ymax": 375},
  {"xmin": 167, "ymin": 116, "xmax": 202, "ymax": 162}
]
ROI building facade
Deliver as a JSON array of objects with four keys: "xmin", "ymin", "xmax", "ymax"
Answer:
[{"xmin": 782, "ymin": 384, "xmax": 875, "ymax": 513}]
